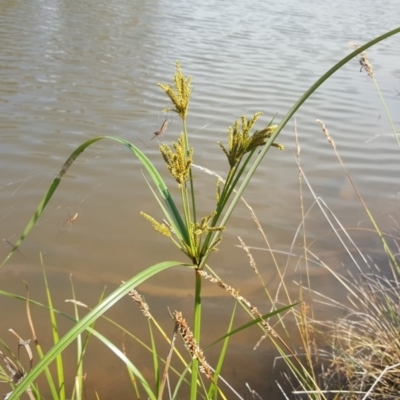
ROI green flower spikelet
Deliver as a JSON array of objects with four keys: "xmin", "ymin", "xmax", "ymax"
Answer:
[
  {"xmin": 184, "ymin": 211, "xmax": 225, "ymax": 264},
  {"xmin": 159, "ymin": 133, "xmax": 193, "ymax": 188},
  {"xmin": 140, "ymin": 212, "xmax": 171, "ymax": 238},
  {"xmin": 158, "ymin": 61, "xmax": 192, "ymax": 120},
  {"xmin": 218, "ymin": 113, "xmax": 283, "ymax": 168}
]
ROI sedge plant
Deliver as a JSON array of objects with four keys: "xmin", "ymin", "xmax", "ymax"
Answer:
[{"xmin": 1, "ymin": 27, "xmax": 399, "ymax": 400}]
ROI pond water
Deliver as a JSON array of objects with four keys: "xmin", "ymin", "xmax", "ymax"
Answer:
[{"xmin": 0, "ymin": 0, "xmax": 399, "ymax": 398}]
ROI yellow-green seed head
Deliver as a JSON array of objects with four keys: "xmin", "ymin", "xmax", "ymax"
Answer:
[
  {"xmin": 140, "ymin": 212, "xmax": 171, "ymax": 238},
  {"xmin": 219, "ymin": 115, "xmax": 283, "ymax": 167},
  {"xmin": 159, "ymin": 133, "xmax": 193, "ymax": 187},
  {"xmin": 158, "ymin": 61, "xmax": 192, "ymax": 120}
]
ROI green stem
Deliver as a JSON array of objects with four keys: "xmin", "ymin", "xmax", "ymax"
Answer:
[
  {"xmin": 181, "ymin": 185, "xmax": 191, "ymax": 234},
  {"xmin": 200, "ymin": 149, "xmax": 256, "ymax": 259},
  {"xmin": 217, "ymin": 150, "xmax": 256, "ymax": 216},
  {"xmin": 190, "ymin": 269, "xmax": 202, "ymax": 399},
  {"xmin": 183, "ymin": 119, "xmax": 197, "ymax": 224}
]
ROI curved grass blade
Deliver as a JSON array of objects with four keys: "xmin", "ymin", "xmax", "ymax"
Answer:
[
  {"xmin": 57, "ymin": 326, "xmax": 158, "ymax": 399},
  {"xmin": 199, "ymin": 26, "xmax": 400, "ymax": 269},
  {"xmin": 225, "ymin": 27, "xmax": 400, "ymax": 228},
  {"xmin": 38, "ymin": 255, "xmax": 64, "ymax": 400},
  {"xmin": 207, "ymin": 301, "xmax": 237, "ymax": 399},
  {"xmin": 1, "ymin": 136, "xmax": 188, "ymax": 267},
  {"xmin": 0, "ymin": 290, "xmax": 77, "ymax": 323},
  {"xmin": 9, "ymin": 261, "xmax": 189, "ymax": 400},
  {"xmin": 85, "ymin": 328, "xmax": 157, "ymax": 400}
]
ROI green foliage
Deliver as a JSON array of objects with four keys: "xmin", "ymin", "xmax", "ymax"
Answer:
[{"xmin": 7, "ymin": 262, "xmax": 185, "ymax": 400}]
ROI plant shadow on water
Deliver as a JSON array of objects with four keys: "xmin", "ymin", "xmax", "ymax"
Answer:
[{"xmin": 0, "ymin": 28, "xmax": 400, "ymax": 400}]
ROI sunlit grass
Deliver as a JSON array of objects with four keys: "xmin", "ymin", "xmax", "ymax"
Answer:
[{"xmin": 254, "ymin": 43, "xmax": 400, "ymax": 399}]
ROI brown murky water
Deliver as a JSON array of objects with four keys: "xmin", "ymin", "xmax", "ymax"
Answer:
[{"xmin": 0, "ymin": 0, "xmax": 400, "ymax": 398}]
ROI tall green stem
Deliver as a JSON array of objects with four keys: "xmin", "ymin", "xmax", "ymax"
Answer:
[
  {"xmin": 200, "ymin": 149, "xmax": 256, "ymax": 259},
  {"xmin": 190, "ymin": 270, "xmax": 202, "ymax": 399},
  {"xmin": 183, "ymin": 119, "xmax": 197, "ymax": 224}
]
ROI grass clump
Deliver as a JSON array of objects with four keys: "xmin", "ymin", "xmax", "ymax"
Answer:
[
  {"xmin": 314, "ymin": 43, "xmax": 400, "ymax": 400},
  {"xmin": 270, "ymin": 41, "xmax": 400, "ymax": 399},
  {"xmin": 325, "ymin": 266, "xmax": 400, "ymax": 398}
]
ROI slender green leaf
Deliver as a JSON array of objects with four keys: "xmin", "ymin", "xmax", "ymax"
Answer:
[
  {"xmin": 148, "ymin": 321, "xmax": 160, "ymax": 395},
  {"xmin": 68, "ymin": 275, "xmax": 83, "ymax": 400},
  {"xmin": 9, "ymin": 261, "xmax": 189, "ymax": 399},
  {"xmin": 208, "ymin": 301, "xmax": 237, "ymax": 399},
  {"xmin": 198, "ymin": 26, "xmax": 400, "ymax": 269},
  {"xmin": 40, "ymin": 254, "xmax": 63, "ymax": 400},
  {"xmin": 207, "ymin": 302, "xmax": 299, "ymax": 348},
  {"xmin": 85, "ymin": 327, "xmax": 157, "ymax": 400},
  {"xmin": 1, "ymin": 136, "xmax": 188, "ymax": 267},
  {"xmin": 0, "ymin": 291, "xmax": 76, "ymax": 323},
  {"xmin": 190, "ymin": 271, "xmax": 202, "ymax": 400}
]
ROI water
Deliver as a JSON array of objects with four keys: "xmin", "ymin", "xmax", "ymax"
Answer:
[{"xmin": 0, "ymin": 0, "xmax": 399, "ymax": 397}]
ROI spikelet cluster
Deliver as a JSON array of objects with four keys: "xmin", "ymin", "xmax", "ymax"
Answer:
[
  {"xmin": 159, "ymin": 133, "xmax": 193, "ymax": 188},
  {"xmin": 140, "ymin": 212, "xmax": 171, "ymax": 238},
  {"xmin": 197, "ymin": 270, "xmax": 277, "ymax": 338},
  {"xmin": 215, "ymin": 178, "xmax": 222, "ymax": 203},
  {"xmin": 182, "ymin": 212, "xmax": 225, "ymax": 264},
  {"xmin": 128, "ymin": 289, "xmax": 151, "ymax": 319},
  {"xmin": 218, "ymin": 113, "xmax": 282, "ymax": 168},
  {"xmin": 192, "ymin": 212, "xmax": 224, "ymax": 246},
  {"xmin": 316, "ymin": 119, "xmax": 335, "ymax": 149},
  {"xmin": 173, "ymin": 311, "xmax": 213, "ymax": 380},
  {"xmin": 158, "ymin": 61, "xmax": 192, "ymax": 120},
  {"xmin": 237, "ymin": 236, "xmax": 257, "ymax": 272}
]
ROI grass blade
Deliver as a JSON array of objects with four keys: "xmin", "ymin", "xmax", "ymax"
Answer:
[
  {"xmin": 9, "ymin": 261, "xmax": 189, "ymax": 400},
  {"xmin": 1, "ymin": 136, "xmax": 188, "ymax": 267},
  {"xmin": 198, "ymin": 26, "xmax": 400, "ymax": 269},
  {"xmin": 207, "ymin": 302, "xmax": 299, "ymax": 348},
  {"xmin": 40, "ymin": 253, "xmax": 65, "ymax": 399}
]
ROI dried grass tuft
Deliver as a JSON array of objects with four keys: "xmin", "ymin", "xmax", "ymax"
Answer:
[{"xmin": 322, "ymin": 266, "xmax": 400, "ymax": 399}]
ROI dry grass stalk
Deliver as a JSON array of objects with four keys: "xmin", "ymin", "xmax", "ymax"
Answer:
[
  {"xmin": 246, "ymin": 382, "xmax": 264, "ymax": 400},
  {"xmin": 237, "ymin": 244, "xmax": 281, "ymax": 347},
  {"xmin": 120, "ymin": 332, "xmax": 139, "ymax": 393},
  {"xmin": 316, "ymin": 119, "xmax": 398, "ymax": 271},
  {"xmin": 0, "ymin": 331, "xmax": 35, "ymax": 400},
  {"xmin": 317, "ymin": 265, "xmax": 400, "ymax": 399},
  {"xmin": 173, "ymin": 311, "xmax": 213, "ymax": 380},
  {"xmin": 197, "ymin": 270, "xmax": 277, "ymax": 339},
  {"xmin": 237, "ymin": 236, "xmax": 257, "ymax": 272},
  {"xmin": 0, "ymin": 350, "xmax": 25, "ymax": 384},
  {"xmin": 158, "ymin": 322, "xmax": 178, "ymax": 400},
  {"xmin": 316, "ymin": 119, "xmax": 335, "ymax": 149}
]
